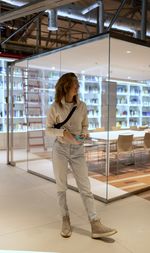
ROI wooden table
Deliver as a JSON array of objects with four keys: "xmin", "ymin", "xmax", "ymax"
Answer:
[{"xmin": 90, "ymin": 130, "xmax": 146, "ymax": 141}]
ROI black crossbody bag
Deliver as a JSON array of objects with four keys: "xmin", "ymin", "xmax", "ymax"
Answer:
[{"xmin": 54, "ymin": 106, "xmax": 77, "ymax": 129}]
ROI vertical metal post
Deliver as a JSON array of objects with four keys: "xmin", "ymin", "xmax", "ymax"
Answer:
[
  {"xmin": 106, "ymin": 34, "xmax": 111, "ymax": 201},
  {"xmin": 6, "ymin": 63, "xmax": 10, "ymax": 164},
  {"xmin": 0, "ymin": 3, "xmax": 1, "ymax": 45},
  {"xmin": 7, "ymin": 63, "xmax": 15, "ymax": 166},
  {"xmin": 10, "ymin": 65, "xmax": 15, "ymax": 165},
  {"xmin": 141, "ymin": 0, "xmax": 147, "ymax": 40},
  {"xmin": 97, "ymin": 0, "xmax": 104, "ymax": 34},
  {"xmin": 36, "ymin": 16, "xmax": 41, "ymax": 52}
]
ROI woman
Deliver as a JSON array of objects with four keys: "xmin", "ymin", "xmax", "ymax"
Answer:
[{"xmin": 46, "ymin": 72, "xmax": 117, "ymax": 238}]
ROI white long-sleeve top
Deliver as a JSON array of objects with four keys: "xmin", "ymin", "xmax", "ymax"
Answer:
[{"xmin": 46, "ymin": 97, "xmax": 89, "ymax": 144}]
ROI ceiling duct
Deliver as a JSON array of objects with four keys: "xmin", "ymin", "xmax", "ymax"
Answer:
[
  {"xmin": 81, "ymin": 1, "xmax": 101, "ymax": 15},
  {"xmin": 0, "ymin": 0, "xmax": 150, "ymax": 37},
  {"xmin": 46, "ymin": 9, "xmax": 58, "ymax": 31},
  {"xmin": 57, "ymin": 7, "xmax": 150, "ymax": 37},
  {"xmin": 1, "ymin": 0, "xmax": 28, "ymax": 6}
]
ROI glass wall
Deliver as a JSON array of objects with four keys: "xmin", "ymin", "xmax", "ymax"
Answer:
[
  {"xmin": 26, "ymin": 51, "xmax": 62, "ymax": 180},
  {"xmin": 0, "ymin": 58, "xmax": 15, "ymax": 164},
  {"xmin": 8, "ymin": 60, "xmax": 28, "ymax": 170},
  {"xmin": 108, "ymin": 36, "xmax": 150, "ymax": 198},
  {"xmin": 0, "ymin": 58, "xmax": 8, "ymax": 163},
  {"xmin": 8, "ymin": 33, "xmax": 150, "ymax": 202},
  {"xmin": 60, "ymin": 38, "xmax": 109, "ymax": 200}
]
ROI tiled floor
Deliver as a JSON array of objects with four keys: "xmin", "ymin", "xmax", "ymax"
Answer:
[{"xmin": 0, "ymin": 163, "xmax": 150, "ymax": 253}]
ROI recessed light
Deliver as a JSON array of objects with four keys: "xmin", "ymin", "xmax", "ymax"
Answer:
[
  {"xmin": 51, "ymin": 66, "xmax": 55, "ymax": 70},
  {"xmin": 126, "ymin": 50, "xmax": 131, "ymax": 54},
  {"xmin": 128, "ymin": 76, "xmax": 131, "ymax": 79}
]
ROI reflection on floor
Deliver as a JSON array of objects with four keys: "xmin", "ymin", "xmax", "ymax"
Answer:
[
  {"xmin": 17, "ymin": 158, "xmax": 126, "ymax": 200},
  {"xmin": 87, "ymin": 154, "xmax": 150, "ymax": 193},
  {"xmin": 137, "ymin": 189, "xmax": 150, "ymax": 201},
  {"xmin": 1, "ymin": 148, "xmax": 150, "ymax": 200},
  {"xmin": 90, "ymin": 168, "xmax": 150, "ymax": 192}
]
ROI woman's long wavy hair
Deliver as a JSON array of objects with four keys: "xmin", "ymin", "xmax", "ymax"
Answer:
[{"xmin": 55, "ymin": 72, "xmax": 78, "ymax": 107}]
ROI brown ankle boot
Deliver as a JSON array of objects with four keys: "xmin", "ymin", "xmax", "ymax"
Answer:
[
  {"xmin": 61, "ymin": 216, "xmax": 72, "ymax": 238},
  {"xmin": 90, "ymin": 219, "xmax": 117, "ymax": 238}
]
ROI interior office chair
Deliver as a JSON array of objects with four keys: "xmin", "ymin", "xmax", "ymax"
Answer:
[
  {"xmin": 89, "ymin": 127, "xmax": 105, "ymax": 133},
  {"xmin": 115, "ymin": 134, "xmax": 135, "ymax": 174},
  {"xmin": 86, "ymin": 127, "xmax": 105, "ymax": 160},
  {"xmin": 134, "ymin": 132, "xmax": 150, "ymax": 163},
  {"xmin": 130, "ymin": 126, "xmax": 138, "ymax": 130},
  {"xmin": 92, "ymin": 127, "xmax": 105, "ymax": 132},
  {"xmin": 144, "ymin": 132, "xmax": 150, "ymax": 150},
  {"xmin": 111, "ymin": 126, "xmax": 121, "ymax": 131},
  {"xmin": 138, "ymin": 125, "xmax": 148, "ymax": 131},
  {"xmin": 84, "ymin": 138, "xmax": 106, "ymax": 162}
]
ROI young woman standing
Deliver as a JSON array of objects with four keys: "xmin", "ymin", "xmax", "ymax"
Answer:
[{"xmin": 46, "ymin": 72, "xmax": 117, "ymax": 238}]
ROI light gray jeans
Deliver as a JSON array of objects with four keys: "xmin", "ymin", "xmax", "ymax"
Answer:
[{"xmin": 52, "ymin": 140, "xmax": 97, "ymax": 221}]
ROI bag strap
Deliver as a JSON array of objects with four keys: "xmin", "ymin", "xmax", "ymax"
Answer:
[{"xmin": 54, "ymin": 106, "xmax": 77, "ymax": 129}]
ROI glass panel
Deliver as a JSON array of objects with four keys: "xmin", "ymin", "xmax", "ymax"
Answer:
[
  {"xmin": 9, "ymin": 60, "xmax": 28, "ymax": 170},
  {"xmin": 60, "ymin": 37, "xmax": 109, "ymax": 201},
  {"xmin": 18, "ymin": 35, "xmax": 109, "ymax": 202},
  {"xmin": 0, "ymin": 58, "xmax": 15, "ymax": 164},
  {"xmin": 26, "ymin": 52, "xmax": 61, "ymax": 178},
  {"xmin": 109, "ymin": 36, "xmax": 150, "ymax": 199},
  {"xmin": 0, "ymin": 58, "xmax": 7, "ymax": 163},
  {"xmin": 8, "ymin": 34, "xmax": 150, "ymax": 202}
]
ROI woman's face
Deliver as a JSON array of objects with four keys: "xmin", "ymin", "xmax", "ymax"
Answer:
[{"xmin": 68, "ymin": 79, "xmax": 79, "ymax": 97}]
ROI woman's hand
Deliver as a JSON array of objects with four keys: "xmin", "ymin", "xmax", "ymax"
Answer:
[
  {"xmin": 80, "ymin": 133, "xmax": 89, "ymax": 139},
  {"xmin": 63, "ymin": 130, "xmax": 81, "ymax": 144}
]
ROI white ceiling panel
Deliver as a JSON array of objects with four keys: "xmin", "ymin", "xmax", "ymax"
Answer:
[{"xmin": 15, "ymin": 36, "xmax": 150, "ymax": 81}]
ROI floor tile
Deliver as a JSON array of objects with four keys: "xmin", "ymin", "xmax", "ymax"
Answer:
[{"xmin": 0, "ymin": 164, "xmax": 150, "ymax": 253}]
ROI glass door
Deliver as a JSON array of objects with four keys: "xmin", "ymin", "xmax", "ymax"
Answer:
[
  {"xmin": 26, "ymin": 54, "xmax": 61, "ymax": 178},
  {"xmin": 8, "ymin": 61, "xmax": 28, "ymax": 171},
  {"xmin": 0, "ymin": 58, "xmax": 15, "ymax": 164}
]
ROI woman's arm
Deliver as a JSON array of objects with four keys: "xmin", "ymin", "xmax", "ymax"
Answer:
[
  {"xmin": 81, "ymin": 103, "xmax": 89, "ymax": 138},
  {"xmin": 46, "ymin": 106, "xmax": 64, "ymax": 137}
]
